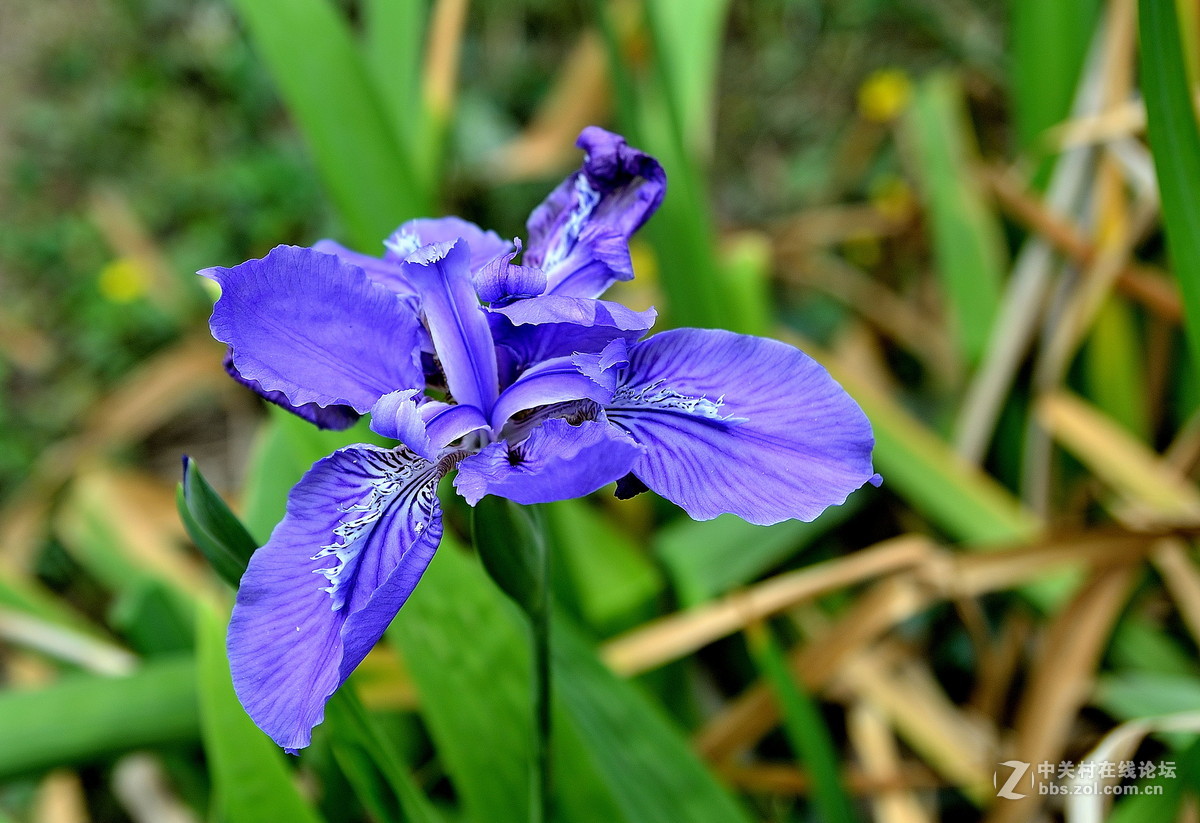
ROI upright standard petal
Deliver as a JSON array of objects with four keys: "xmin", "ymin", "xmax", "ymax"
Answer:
[
  {"xmin": 454, "ymin": 417, "xmax": 642, "ymax": 506},
  {"xmin": 401, "ymin": 240, "xmax": 500, "ymax": 414},
  {"xmin": 223, "ymin": 348, "xmax": 361, "ymax": 430},
  {"xmin": 605, "ymin": 328, "xmax": 878, "ymax": 525},
  {"xmin": 488, "ymin": 294, "xmax": 655, "ymax": 367},
  {"xmin": 227, "ymin": 445, "xmax": 445, "ymax": 752},
  {"xmin": 311, "ymin": 239, "xmax": 417, "ymax": 297},
  {"xmin": 385, "ymin": 217, "xmax": 512, "ymax": 272},
  {"xmin": 524, "ymin": 127, "xmax": 666, "ymax": 297},
  {"xmin": 202, "ymin": 246, "xmax": 425, "ymax": 412}
]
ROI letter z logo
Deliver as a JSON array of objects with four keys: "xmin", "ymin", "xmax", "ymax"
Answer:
[{"xmin": 994, "ymin": 760, "xmax": 1030, "ymax": 800}]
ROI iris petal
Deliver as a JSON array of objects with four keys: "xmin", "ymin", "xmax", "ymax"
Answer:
[
  {"xmin": 223, "ymin": 347, "xmax": 361, "ymax": 430},
  {"xmin": 227, "ymin": 445, "xmax": 444, "ymax": 752},
  {"xmin": 605, "ymin": 328, "xmax": 878, "ymax": 525},
  {"xmin": 524, "ymin": 127, "xmax": 666, "ymax": 298},
  {"xmin": 490, "ymin": 356, "xmax": 615, "ymax": 431},
  {"xmin": 385, "ymin": 217, "xmax": 512, "ymax": 272},
  {"xmin": 488, "ymin": 294, "xmax": 655, "ymax": 367},
  {"xmin": 474, "ymin": 240, "xmax": 547, "ymax": 304},
  {"xmin": 454, "ymin": 418, "xmax": 643, "ymax": 506},
  {"xmin": 311, "ymin": 239, "xmax": 417, "ymax": 297},
  {"xmin": 202, "ymin": 245, "xmax": 425, "ymax": 413},
  {"xmin": 401, "ymin": 240, "xmax": 500, "ymax": 414},
  {"xmin": 370, "ymin": 390, "xmax": 436, "ymax": 460}
]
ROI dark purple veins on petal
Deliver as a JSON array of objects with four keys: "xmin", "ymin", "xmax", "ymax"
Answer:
[{"xmin": 227, "ymin": 444, "xmax": 445, "ymax": 752}]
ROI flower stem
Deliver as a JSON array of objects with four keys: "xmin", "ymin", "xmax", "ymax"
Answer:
[{"xmin": 529, "ymin": 536, "xmax": 551, "ymax": 823}]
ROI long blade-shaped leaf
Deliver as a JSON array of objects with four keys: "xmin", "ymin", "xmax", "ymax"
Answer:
[
  {"xmin": 196, "ymin": 602, "xmax": 325, "ymax": 823},
  {"xmin": 387, "ymin": 538, "xmax": 533, "ymax": 823},
  {"xmin": 752, "ymin": 625, "xmax": 856, "ymax": 823},
  {"xmin": 178, "ymin": 456, "xmax": 257, "ymax": 587},
  {"xmin": 228, "ymin": 0, "xmax": 429, "ymax": 248},
  {"xmin": 0, "ymin": 657, "xmax": 198, "ymax": 779},
  {"xmin": 904, "ymin": 72, "xmax": 1007, "ymax": 365},
  {"xmin": 553, "ymin": 621, "xmax": 754, "ymax": 823},
  {"xmin": 1140, "ymin": 0, "xmax": 1200, "ymax": 369}
]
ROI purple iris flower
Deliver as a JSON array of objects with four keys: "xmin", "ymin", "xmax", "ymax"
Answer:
[{"xmin": 199, "ymin": 127, "xmax": 879, "ymax": 752}]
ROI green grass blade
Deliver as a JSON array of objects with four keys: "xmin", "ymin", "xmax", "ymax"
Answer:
[
  {"xmin": 553, "ymin": 622, "xmax": 754, "ymax": 823},
  {"xmin": 323, "ymin": 690, "xmax": 444, "ymax": 823},
  {"xmin": 1140, "ymin": 0, "xmax": 1200, "ymax": 370},
  {"xmin": 543, "ymin": 499, "xmax": 661, "ymax": 634},
  {"xmin": 364, "ymin": 0, "xmax": 428, "ymax": 164},
  {"xmin": 1010, "ymin": 0, "xmax": 1102, "ymax": 152},
  {"xmin": 195, "ymin": 602, "xmax": 325, "ymax": 823},
  {"xmin": 227, "ymin": 0, "xmax": 429, "ymax": 248},
  {"xmin": 1084, "ymin": 297, "xmax": 1148, "ymax": 438},
  {"xmin": 656, "ymin": 499, "xmax": 862, "ymax": 606},
  {"xmin": 751, "ymin": 625, "xmax": 856, "ymax": 823},
  {"xmin": 643, "ymin": 0, "xmax": 730, "ymax": 157},
  {"xmin": 1108, "ymin": 736, "xmax": 1200, "ymax": 823},
  {"xmin": 827, "ymin": 358, "xmax": 1041, "ymax": 544},
  {"xmin": 0, "ymin": 657, "xmax": 198, "ymax": 779},
  {"xmin": 904, "ymin": 72, "xmax": 1007, "ymax": 366},
  {"xmin": 596, "ymin": 1, "xmax": 730, "ymax": 330}
]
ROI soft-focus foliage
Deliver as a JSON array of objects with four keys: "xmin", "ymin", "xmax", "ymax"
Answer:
[{"xmin": 4, "ymin": 1, "xmax": 1200, "ymax": 821}]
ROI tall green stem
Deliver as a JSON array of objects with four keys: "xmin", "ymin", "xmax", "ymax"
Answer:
[{"xmin": 529, "ymin": 537, "xmax": 551, "ymax": 823}]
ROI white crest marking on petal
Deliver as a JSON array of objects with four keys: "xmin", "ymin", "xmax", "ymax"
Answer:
[
  {"xmin": 611, "ymin": 380, "xmax": 746, "ymax": 422},
  {"xmin": 308, "ymin": 448, "xmax": 438, "ymax": 611},
  {"xmin": 544, "ymin": 175, "xmax": 600, "ymax": 272}
]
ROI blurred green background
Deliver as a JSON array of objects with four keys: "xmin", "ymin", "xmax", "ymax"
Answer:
[{"xmin": 3, "ymin": 0, "xmax": 1200, "ymax": 821}]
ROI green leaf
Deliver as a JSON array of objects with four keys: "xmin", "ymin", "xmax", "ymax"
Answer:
[
  {"xmin": 227, "ymin": 0, "xmax": 429, "ymax": 248},
  {"xmin": 656, "ymin": 499, "xmax": 862, "ymax": 606},
  {"xmin": 0, "ymin": 657, "xmax": 198, "ymax": 779},
  {"xmin": 195, "ymin": 602, "xmax": 325, "ymax": 823},
  {"xmin": 1084, "ymin": 297, "xmax": 1149, "ymax": 438},
  {"xmin": 323, "ymin": 690, "xmax": 443, "ymax": 823},
  {"xmin": 752, "ymin": 626, "xmax": 857, "ymax": 823},
  {"xmin": 178, "ymin": 456, "xmax": 258, "ymax": 587},
  {"xmin": 387, "ymin": 538, "xmax": 533, "ymax": 823},
  {"xmin": 552, "ymin": 621, "xmax": 754, "ymax": 823},
  {"xmin": 543, "ymin": 499, "xmax": 661, "ymax": 634},
  {"xmin": 642, "ymin": 0, "xmax": 730, "ymax": 157},
  {"xmin": 597, "ymin": 0, "xmax": 731, "ymax": 331},
  {"xmin": 904, "ymin": 72, "xmax": 1007, "ymax": 365},
  {"xmin": 1010, "ymin": 0, "xmax": 1101, "ymax": 151},
  {"xmin": 1109, "ymin": 735, "xmax": 1200, "ymax": 823},
  {"xmin": 1140, "ymin": 0, "xmax": 1200, "ymax": 370},
  {"xmin": 364, "ymin": 0, "xmax": 428, "ymax": 165},
  {"xmin": 470, "ymin": 496, "xmax": 552, "ymax": 822}
]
